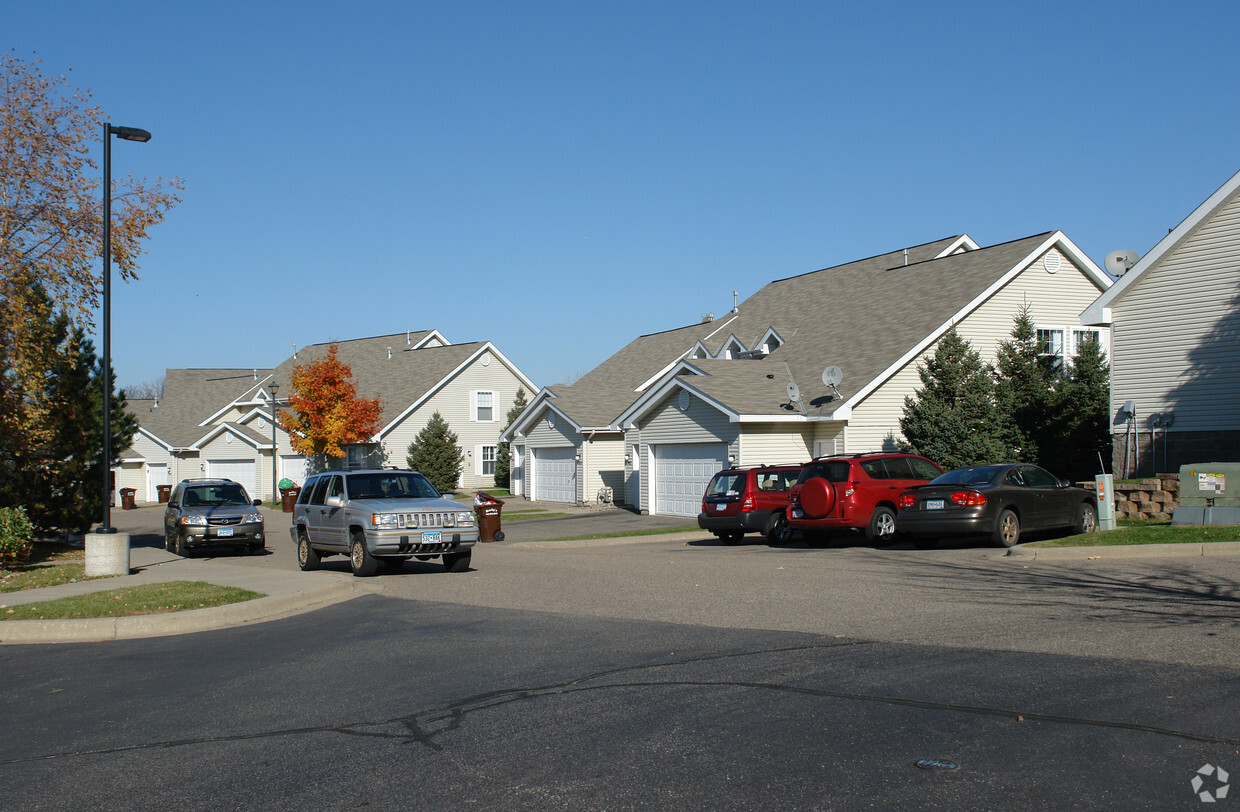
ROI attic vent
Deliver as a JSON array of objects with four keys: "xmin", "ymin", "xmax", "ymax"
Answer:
[{"xmin": 1043, "ymin": 253, "xmax": 1062, "ymax": 274}]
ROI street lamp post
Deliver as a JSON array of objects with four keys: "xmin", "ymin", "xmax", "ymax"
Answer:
[
  {"xmin": 270, "ymin": 383, "xmax": 280, "ymax": 503},
  {"xmin": 87, "ymin": 124, "xmax": 150, "ymax": 577}
]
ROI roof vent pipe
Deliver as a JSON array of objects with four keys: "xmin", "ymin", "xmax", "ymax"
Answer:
[
  {"xmin": 407, "ymin": 330, "xmax": 411, "ymax": 344},
  {"xmin": 253, "ymin": 369, "xmax": 257, "ymax": 380},
  {"xmin": 387, "ymin": 346, "xmax": 392, "ymax": 360},
  {"xmin": 733, "ymin": 290, "xmax": 739, "ymax": 313},
  {"xmin": 292, "ymin": 342, "xmax": 297, "ymax": 359},
  {"xmin": 904, "ymin": 249, "xmax": 909, "ymax": 266}
]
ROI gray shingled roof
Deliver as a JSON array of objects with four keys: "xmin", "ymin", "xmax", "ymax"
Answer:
[
  {"xmin": 270, "ymin": 332, "xmax": 491, "ymax": 429},
  {"xmin": 127, "ymin": 368, "xmax": 274, "ymax": 449}
]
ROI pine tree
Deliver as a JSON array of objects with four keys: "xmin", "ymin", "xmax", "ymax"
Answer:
[
  {"xmin": 1042, "ymin": 336, "xmax": 1111, "ymax": 482},
  {"xmin": 493, "ymin": 388, "xmax": 528, "ymax": 490},
  {"xmin": 899, "ymin": 327, "xmax": 1007, "ymax": 470},
  {"xmin": 992, "ymin": 304, "xmax": 1055, "ymax": 462},
  {"xmin": 406, "ymin": 412, "xmax": 464, "ymax": 494}
]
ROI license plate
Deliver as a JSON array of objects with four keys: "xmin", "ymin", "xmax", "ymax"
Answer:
[
  {"xmin": 714, "ymin": 503, "xmax": 725, "ymax": 511},
  {"xmin": 422, "ymin": 531, "xmax": 442, "ymax": 543},
  {"xmin": 217, "ymin": 527, "xmax": 234, "ymax": 537},
  {"xmin": 926, "ymin": 499, "xmax": 944, "ymax": 510}
]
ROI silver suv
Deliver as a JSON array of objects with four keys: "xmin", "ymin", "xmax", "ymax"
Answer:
[
  {"xmin": 164, "ymin": 479, "xmax": 265, "ymax": 556},
  {"xmin": 291, "ymin": 469, "xmax": 478, "ymax": 577}
]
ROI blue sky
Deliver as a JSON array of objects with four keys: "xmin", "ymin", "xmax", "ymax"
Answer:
[{"xmin": 10, "ymin": 1, "xmax": 1239, "ymax": 392}]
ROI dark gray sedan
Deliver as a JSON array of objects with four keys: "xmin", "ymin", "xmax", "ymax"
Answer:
[{"xmin": 896, "ymin": 463, "xmax": 1098, "ymax": 548}]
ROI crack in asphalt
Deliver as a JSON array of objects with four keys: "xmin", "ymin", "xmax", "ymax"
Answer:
[{"xmin": 4, "ymin": 637, "xmax": 1237, "ymax": 765}]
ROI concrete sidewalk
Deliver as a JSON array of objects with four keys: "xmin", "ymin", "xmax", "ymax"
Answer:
[{"xmin": 0, "ymin": 542, "xmax": 374, "ymax": 644}]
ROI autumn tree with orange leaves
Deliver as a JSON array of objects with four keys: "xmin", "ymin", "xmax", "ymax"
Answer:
[
  {"xmin": 279, "ymin": 343, "xmax": 383, "ymax": 459},
  {"xmin": 1, "ymin": 53, "xmax": 182, "ymax": 446}
]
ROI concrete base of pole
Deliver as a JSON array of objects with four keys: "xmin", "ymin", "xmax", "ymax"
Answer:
[{"xmin": 85, "ymin": 532, "xmax": 131, "ymax": 577}]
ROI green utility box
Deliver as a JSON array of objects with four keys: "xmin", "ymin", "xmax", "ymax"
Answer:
[{"xmin": 1173, "ymin": 463, "xmax": 1240, "ymax": 526}]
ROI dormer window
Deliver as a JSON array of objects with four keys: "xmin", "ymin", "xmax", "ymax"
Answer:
[{"xmin": 720, "ymin": 336, "xmax": 746, "ymax": 360}]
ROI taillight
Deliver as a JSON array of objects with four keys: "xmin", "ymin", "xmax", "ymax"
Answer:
[
  {"xmin": 741, "ymin": 493, "xmax": 754, "ymax": 511},
  {"xmin": 844, "ymin": 480, "xmax": 859, "ymax": 498},
  {"xmin": 898, "ymin": 492, "xmax": 917, "ymax": 509},
  {"xmin": 951, "ymin": 491, "xmax": 986, "ymax": 507}
]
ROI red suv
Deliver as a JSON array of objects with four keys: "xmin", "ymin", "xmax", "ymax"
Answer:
[
  {"xmin": 698, "ymin": 464, "xmax": 804, "ymax": 544},
  {"xmin": 787, "ymin": 453, "xmax": 943, "ymax": 544}
]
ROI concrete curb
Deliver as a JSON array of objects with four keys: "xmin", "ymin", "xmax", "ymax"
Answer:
[
  {"xmin": 1007, "ymin": 540, "xmax": 1240, "ymax": 560},
  {"xmin": 0, "ymin": 579, "xmax": 371, "ymax": 644},
  {"xmin": 507, "ymin": 531, "xmax": 710, "ymax": 549}
]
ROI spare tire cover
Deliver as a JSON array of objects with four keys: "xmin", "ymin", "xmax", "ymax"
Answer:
[{"xmin": 799, "ymin": 478, "xmax": 835, "ymax": 518}]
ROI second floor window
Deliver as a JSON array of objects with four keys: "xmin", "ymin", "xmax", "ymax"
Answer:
[{"xmin": 475, "ymin": 391, "xmax": 493, "ymax": 422}]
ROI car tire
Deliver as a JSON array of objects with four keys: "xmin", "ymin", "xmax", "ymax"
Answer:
[
  {"xmin": 766, "ymin": 512, "xmax": 791, "ymax": 544},
  {"xmin": 993, "ymin": 509, "xmax": 1021, "ymax": 548},
  {"xmin": 174, "ymin": 530, "xmax": 191, "ymax": 558},
  {"xmin": 865, "ymin": 507, "xmax": 897, "ymax": 544},
  {"xmin": 297, "ymin": 530, "xmax": 320, "ymax": 571},
  {"xmin": 1073, "ymin": 502, "xmax": 1098, "ymax": 535},
  {"xmin": 443, "ymin": 550, "xmax": 472, "ymax": 573},
  {"xmin": 164, "ymin": 527, "xmax": 175, "ymax": 552},
  {"xmin": 349, "ymin": 532, "xmax": 379, "ymax": 577}
]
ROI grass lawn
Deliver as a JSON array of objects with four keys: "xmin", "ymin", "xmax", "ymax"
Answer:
[
  {"xmin": 1, "ymin": 580, "xmax": 264, "ymax": 621},
  {"xmin": 1, "ymin": 563, "xmax": 111, "ymax": 593},
  {"xmin": 1027, "ymin": 521, "xmax": 1240, "ymax": 548}
]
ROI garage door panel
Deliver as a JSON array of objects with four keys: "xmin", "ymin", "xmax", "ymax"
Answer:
[
  {"xmin": 207, "ymin": 460, "xmax": 257, "ymax": 500},
  {"xmin": 654, "ymin": 443, "xmax": 727, "ymax": 517},
  {"xmin": 535, "ymin": 448, "xmax": 577, "ymax": 504}
]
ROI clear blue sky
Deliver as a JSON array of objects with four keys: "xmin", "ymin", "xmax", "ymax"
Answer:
[{"xmin": 10, "ymin": 1, "xmax": 1239, "ymax": 392}]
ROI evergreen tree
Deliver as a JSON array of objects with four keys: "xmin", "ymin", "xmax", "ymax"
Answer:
[
  {"xmin": 898, "ymin": 327, "xmax": 1007, "ymax": 470},
  {"xmin": 0, "ymin": 286, "xmax": 136, "ymax": 533},
  {"xmin": 992, "ymin": 304, "xmax": 1055, "ymax": 462},
  {"xmin": 406, "ymin": 411, "xmax": 464, "ymax": 494},
  {"xmin": 493, "ymin": 387, "xmax": 528, "ymax": 490},
  {"xmin": 1042, "ymin": 336, "xmax": 1111, "ymax": 482}
]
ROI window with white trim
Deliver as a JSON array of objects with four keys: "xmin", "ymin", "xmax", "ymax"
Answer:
[
  {"xmin": 480, "ymin": 445, "xmax": 497, "ymax": 476},
  {"xmin": 1036, "ymin": 325, "xmax": 1107, "ymax": 372},
  {"xmin": 474, "ymin": 391, "xmax": 494, "ymax": 422}
]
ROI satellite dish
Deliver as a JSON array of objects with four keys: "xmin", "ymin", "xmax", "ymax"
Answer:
[
  {"xmin": 786, "ymin": 381, "xmax": 801, "ymax": 403},
  {"xmin": 1104, "ymin": 249, "xmax": 1140, "ymax": 277},
  {"xmin": 822, "ymin": 366, "xmax": 843, "ymax": 387}
]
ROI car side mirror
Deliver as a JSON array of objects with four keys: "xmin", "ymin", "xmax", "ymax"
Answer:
[
  {"xmin": 325, "ymin": 494, "xmax": 343, "ymax": 507},
  {"xmin": 1059, "ymin": 479, "xmax": 1071, "ymax": 488},
  {"xmin": 253, "ymin": 498, "xmax": 262, "ymax": 506}
]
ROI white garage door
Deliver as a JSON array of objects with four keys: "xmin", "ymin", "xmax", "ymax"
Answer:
[
  {"xmin": 534, "ymin": 447, "xmax": 577, "ymax": 504},
  {"xmin": 280, "ymin": 455, "xmax": 309, "ymax": 489},
  {"xmin": 208, "ymin": 459, "xmax": 257, "ymax": 500},
  {"xmin": 654, "ymin": 443, "xmax": 728, "ymax": 517}
]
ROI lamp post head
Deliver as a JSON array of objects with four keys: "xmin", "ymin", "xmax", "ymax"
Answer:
[{"xmin": 108, "ymin": 125, "xmax": 152, "ymax": 142}]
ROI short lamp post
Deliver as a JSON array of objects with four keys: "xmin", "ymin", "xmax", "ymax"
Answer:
[
  {"xmin": 87, "ymin": 123, "xmax": 151, "ymax": 577},
  {"xmin": 270, "ymin": 383, "xmax": 280, "ymax": 502}
]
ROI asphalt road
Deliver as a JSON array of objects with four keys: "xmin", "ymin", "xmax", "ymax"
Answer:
[{"xmin": 3, "ymin": 505, "xmax": 1238, "ymax": 809}]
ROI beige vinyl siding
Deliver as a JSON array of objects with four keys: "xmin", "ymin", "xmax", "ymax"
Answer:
[
  {"xmin": 737, "ymin": 424, "xmax": 812, "ymax": 467},
  {"xmin": 583, "ymin": 433, "xmax": 626, "ymax": 504},
  {"xmin": 637, "ymin": 390, "xmax": 739, "ymax": 512},
  {"xmin": 849, "ymin": 249, "xmax": 1108, "ymax": 451},
  {"xmin": 523, "ymin": 409, "xmax": 582, "ymax": 503},
  {"xmin": 1110, "ymin": 192, "xmax": 1240, "ymax": 432},
  {"xmin": 200, "ymin": 432, "xmax": 257, "ymax": 460},
  {"xmin": 378, "ymin": 355, "xmax": 530, "ymax": 490},
  {"xmin": 811, "ymin": 422, "xmax": 846, "ymax": 457}
]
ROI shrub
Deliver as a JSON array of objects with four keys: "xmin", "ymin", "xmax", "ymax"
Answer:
[{"xmin": 0, "ymin": 506, "xmax": 35, "ymax": 567}]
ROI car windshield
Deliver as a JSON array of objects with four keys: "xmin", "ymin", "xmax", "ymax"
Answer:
[
  {"xmin": 347, "ymin": 472, "xmax": 440, "ymax": 500},
  {"xmin": 705, "ymin": 473, "xmax": 745, "ymax": 497},
  {"xmin": 930, "ymin": 466, "xmax": 1004, "ymax": 487},
  {"xmin": 185, "ymin": 484, "xmax": 251, "ymax": 507},
  {"xmin": 797, "ymin": 460, "xmax": 851, "ymax": 483}
]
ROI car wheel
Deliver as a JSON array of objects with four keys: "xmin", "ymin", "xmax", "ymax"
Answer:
[
  {"xmin": 164, "ymin": 527, "xmax": 175, "ymax": 551},
  {"xmin": 297, "ymin": 530, "xmax": 320, "ymax": 571},
  {"xmin": 865, "ymin": 507, "xmax": 897, "ymax": 544},
  {"xmin": 912, "ymin": 538, "xmax": 938, "ymax": 550},
  {"xmin": 766, "ymin": 512, "xmax": 791, "ymax": 544},
  {"xmin": 443, "ymin": 550, "xmax": 472, "ymax": 573},
  {"xmin": 993, "ymin": 509, "xmax": 1020, "ymax": 548},
  {"xmin": 174, "ymin": 530, "xmax": 190, "ymax": 558},
  {"xmin": 720, "ymin": 532, "xmax": 743, "ymax": 545},
  {"xmin": 1074, "ymin": 502, "xmax": 1098, "ymax": 535},
  {"xmin": 349, "ymin": 532, "xmax": 379, "ymax": 577}
]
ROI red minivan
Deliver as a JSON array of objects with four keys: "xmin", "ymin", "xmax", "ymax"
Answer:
[{"xmin": 698, "ymin": 464, "xmax": 804, "ymax": 544}]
